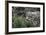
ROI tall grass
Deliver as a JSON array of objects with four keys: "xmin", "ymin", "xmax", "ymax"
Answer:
[{"xmin": 12, "ymin": 16, "xmax": 35, "ymax": 28}]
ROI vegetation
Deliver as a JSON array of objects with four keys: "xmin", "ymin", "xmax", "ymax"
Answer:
[
  {"xmin": 12, "ymin": 7, "xmax": 40, "ymax": 28},
  {"xmin": 12, "ymin": 16, "xmax": 34, "ymax": 28}
]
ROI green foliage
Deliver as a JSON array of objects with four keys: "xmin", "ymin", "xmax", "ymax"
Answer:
[
  {"xmin": 12, "ymin": 16, "xmax": 34, "ymax": 28},
  {"xmin": 12, "ymin": 7, "xmax": 40, "ymax": 28}
]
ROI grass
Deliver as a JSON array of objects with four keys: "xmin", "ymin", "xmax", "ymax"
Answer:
[{"xmin": 12, "ymin": 16, "xmax": 34, "ymax": 28}]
